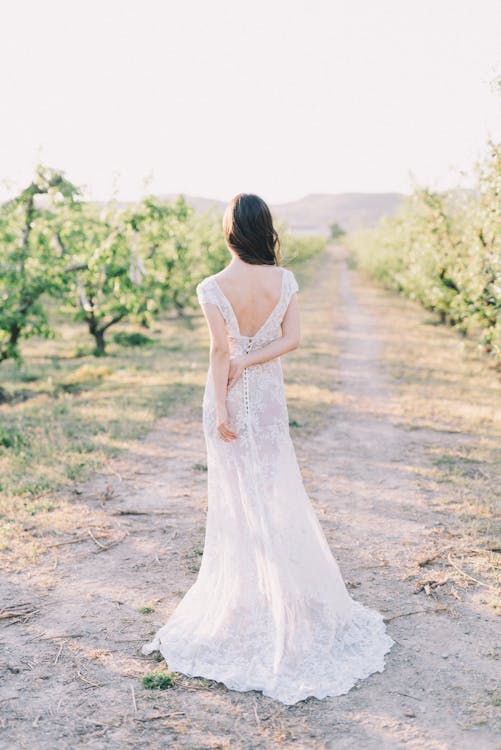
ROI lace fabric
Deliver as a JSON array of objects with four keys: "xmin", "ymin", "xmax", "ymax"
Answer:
[{"xmin": 142, "ymin": 266, "xmax": 395, "ymax": 704}]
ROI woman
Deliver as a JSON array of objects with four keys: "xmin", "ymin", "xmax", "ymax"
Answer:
[{"xmin": 142, "ymin": 193, "xmax": 395, "ymax": 704}]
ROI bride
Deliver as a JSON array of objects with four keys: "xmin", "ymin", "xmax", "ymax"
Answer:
[{"xmin": 142, "ymin": 193, "xmax": 395, "ymax": 704}]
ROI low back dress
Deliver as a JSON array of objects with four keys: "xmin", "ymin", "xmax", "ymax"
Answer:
[{"xmin": 142, "ymin": 265, "xmax": 395, "ymax": 705}]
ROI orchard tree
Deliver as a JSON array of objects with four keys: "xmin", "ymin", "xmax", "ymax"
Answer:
[
  {"xmin": 129, "ymin": 197, "xmax": 230, "ymax": 319},
  {"xmin": 0, "ymin": 165, "xmax": 79, "ymax": 363},
  {"xmin": 454, "ymin": 141, "xmax": 501, "ymax": 352},
  {"xmin": 346, "ymin": 142, "xmax": 500, "ymax": 356},
  {"xmin": 129, "ymin": 197, "xmax": 234, "ymax": 317},
  {"xmin": 56, "ymin": 200, "xmax": 152, "ymax": 355},
  {"xmin": 56, "ymin": 193, "xmax": 199, "ymax": 353},
  {"xmin": 124, "ymin": 194, "xmax": 194, "ymax": 319},
  {"xmin": 178, "ymin": 206, "xmax": 229, "ymax": 303}
]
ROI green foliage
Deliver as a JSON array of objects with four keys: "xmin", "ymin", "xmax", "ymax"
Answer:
[
  {"xmin": 0, "ymin": 425, "xmax": 26, "ymax": 450},
  {"xmin": 50, "ymin": 190, "xmax": 232, "ymax": 352},
  {"xmin": 56, "ymin": 197, "xmax": 184, "ymax": 354},
  {"xmin": 346, "ymin": 143, "xmax": 501, "ymax": 357},
  {"xmin": 329, "ymin": 222, "xmax": 345, "ymax": 239},
  {"xmin": 112, "ymin": 331, "xmax": 154, "ymax": 347},
  {"xmin": 280, "ymin": 234, "xmax": 327, "ymax": 266},
  {"xmin": 142, "ymin": 670, "xmax": 176, "ymax": 690},
  {"xmin": 0, "ymin": 165, "xmax": 80, "ymax": 363}
]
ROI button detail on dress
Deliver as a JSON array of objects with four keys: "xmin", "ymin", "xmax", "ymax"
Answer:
[{"xmin": 243, "ymin": 338, "xmax": 253, "ymax": 416}]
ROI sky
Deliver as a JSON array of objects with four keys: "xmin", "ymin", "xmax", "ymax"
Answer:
[{"xmin": 1, "ymin": 0, "xmax": 500, "ymax": 204}]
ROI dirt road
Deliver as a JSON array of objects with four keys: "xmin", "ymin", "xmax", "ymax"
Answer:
[{"xmin": 1, "ymin": 246, "xmax": 499, "ymax": 749}]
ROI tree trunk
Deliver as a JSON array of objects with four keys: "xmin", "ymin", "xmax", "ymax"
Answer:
[
  {"xmin": 0, "ymin": 322, "xmax": 23, "ymax": 364},
  {"xmin": 87, "ymin": 317, "xmax": 106, "ymax": 356},
  {"xmin": 93, "ymin": 328, "xmax": 106, "ymax": 356},
  {"xmin": 9, "ymin": 322, "xmax": 21, "ymax": 350},
  {"xmin": 87, "ymin": 313, "xmax": 125, "ymax": 355}
]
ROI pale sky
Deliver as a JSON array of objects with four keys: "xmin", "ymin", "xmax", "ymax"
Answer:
[{"xmin": 1, "ymin": 0, "xmax": 500, "ymax": 204}]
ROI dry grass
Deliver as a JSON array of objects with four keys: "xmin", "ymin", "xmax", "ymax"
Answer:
[{"xmin": 0, "ymin": 314, "xmax": 208, "ymax": 561}]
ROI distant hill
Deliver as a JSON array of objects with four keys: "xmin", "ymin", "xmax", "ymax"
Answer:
[
  {"xmin": 270, "ymin": 192, "xmax": 405, "ymax": 235},
  {"xmin": 159, "ymin": 194, "xmax": 226, "ymax": 215},
  {"xmin": 160, "ymin": 191, "xmax": 405, "ymax": 235}
]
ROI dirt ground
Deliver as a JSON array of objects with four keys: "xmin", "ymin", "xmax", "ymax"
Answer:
[{"xmin": 1, "ymin": 245, "xmax": 500, "ymax": 750}]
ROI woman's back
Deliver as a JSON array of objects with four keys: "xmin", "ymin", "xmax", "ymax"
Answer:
[{"xmin": 213, "ymin": 264, "xmax": 284, "ymax": 338}]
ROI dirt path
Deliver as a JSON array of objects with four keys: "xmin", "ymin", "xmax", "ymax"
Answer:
[{"xmin": 1, "ymin": 246, "xmax": 499, "ymax": 750}]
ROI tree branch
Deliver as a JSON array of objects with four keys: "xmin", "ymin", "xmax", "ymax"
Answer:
[{"xmin": 101, "ymin": 314, "xmax": 125, "ymax": 333}]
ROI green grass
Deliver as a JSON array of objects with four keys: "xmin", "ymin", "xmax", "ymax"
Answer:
[
  {"xmin": 112, "ymin": 331, "xmax": 154, "ymax": 347},
  {"xmin": 142, "ymin": 670, "xmax": 177, "ymax": 690}
]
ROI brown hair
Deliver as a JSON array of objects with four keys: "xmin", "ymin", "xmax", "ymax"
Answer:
[{"xmin": 223, "ymin": 193, "xmax": 281, "ymax": 266}]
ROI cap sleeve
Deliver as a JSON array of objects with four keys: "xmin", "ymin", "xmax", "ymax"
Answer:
[
  {"xmin": 286, "ymin": 268, "xmax": 299, "ymax": 295},
  {"xmin": 196, "ymin": 278, "xmax": 219, "ymax": 306}
]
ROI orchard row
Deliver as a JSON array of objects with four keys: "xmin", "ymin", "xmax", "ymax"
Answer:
[
  {"xmin": 0, "ymin": 166, "xmax": 325, "ymax": 360},
  {"xmin": 346, "ymin": 143, "xmax": 500, "ymax": 358}
]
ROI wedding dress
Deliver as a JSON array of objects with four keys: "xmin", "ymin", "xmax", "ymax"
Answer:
[{"xmin": 142, "ymin": 265, "xmax": 395, "ymax": 705}]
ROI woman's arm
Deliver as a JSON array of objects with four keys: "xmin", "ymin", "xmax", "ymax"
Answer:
[
  {"xmin": 227, "ymin": 294, "xmax": 300, "ymax": 390},
  {"xmin": 200, "ymin": 303, "xmax": 238, "ymax": 441}
]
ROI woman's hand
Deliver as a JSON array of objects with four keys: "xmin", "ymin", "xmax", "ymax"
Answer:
[
  {"xmin": 227, "ymin": 355, "xmax": 247, "ymax": 392},
  {"xmin": 216, "ymin": 405, "xmax": 238, "ymax": 442}
]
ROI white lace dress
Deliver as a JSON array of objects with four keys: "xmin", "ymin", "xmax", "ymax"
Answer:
[{"xmin": 142, "ymin": 266, "xmax": 395, "ymax": 705}]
